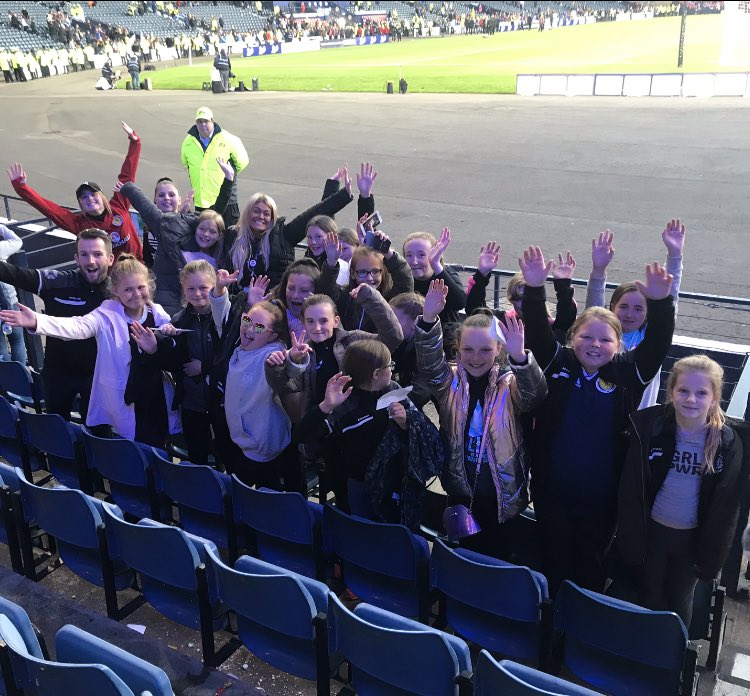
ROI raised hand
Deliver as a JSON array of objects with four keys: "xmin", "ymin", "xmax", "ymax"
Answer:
[
  {"xmin": 113, "ymin": 180, "xmax": 125, "ymax": 194},
  {"xmin": 497, "ymin": 313, "xmax": 526, "ymax": 363},
  {"xmin": 0, "ymin": 303, "xmax": 36, "ymax": 330},
  {"xmin": 324, "ymin": 230, "xmax": 341, "ymax": 266},
  {"xmin": 7, "ymin": 163, "xmax": 26, "ymax": 184},
  {"xmin": 183, "ymin": 358, "xmax": 202, "ymax": 376},
  {"xmin": 591, "ymin": 229, "xmax": 615, "ymax": 278},
  {"xmin": 215, "ymin": 268, "xmax": 240, "ymax": 296},
  {"xmin": 518, "ymin": 246, "xmax": 552, "ymax": 288},
  {"xmin": 331, "ymin": 166, "xmax": 344, "ymax": 182},
  {"xmin": 634, "ymin": 262, "xmax": 673, "ymax": 301},
  {"xmin": 179, "ymin": 189, "xmax": 195, "ymax": 215},
  {"xmin": 551, "ymin": 251, "xmax": 576, "ymax": 280},
  {"xmin": 373, "ymin": 229, "xmax": 393, "ymax": 258},
  {"xmin": 216, "ymin": 157, "xmax": 235, "ymax": 181},
  {"xmin": 129, "ymin": 321, "xmax": 157, "ymax": 354},
  {"xmin": 429, "ymin": 227, "xmax": 451, "ymax": 274},
  {"xmin": 662, "ymin": 218, "xmax": 685, "ymax": 257},
  {"xmin": 289, "ymin": 329, "xmax": 312, "ymax": 364},
  {"xmin": 341, "ymin": 163, "xmax": 352, "ymax": 196},
  {"xmin": 389, "ymin": 402, "xmax": 408, "ymax": 431},
  {"xmin": 321, "ymin": 372, "xmax": 353, "ymax": 414},
  {"xmin": 478, "ymin": 241, "xmax": 500, "ymax": 277},
  {"xmin": 246, "ymin": 275, "xmax": 271, "ymax": 306},
  {"xmin": 349, "ymin": 282, "xmax": 371, "ymax": 301},
  {"xmin": 121, "ymin": 121, "xmax": 137, "ymax": 140},
  {"xmin": 423, "ymin": 278, "xmax": 448, "ymax": 323},
  {"xmin": 356, "ymin": 213, "xmax": 368, "ymax": 245},
  {"xmin": 356, "ymin": 161, "xmax": 378, "ymax": 198},
  {"xmin": 265, "ymin": 350, "xmax": 286, "ymax": 367}
]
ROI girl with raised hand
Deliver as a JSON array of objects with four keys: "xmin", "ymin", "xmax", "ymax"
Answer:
[
  {"xmin": 413, "ymin": 279, "xmax": 547, "ymax": 560},
  {"xmin": 115, "ymin": 157, "xmax": 236, "ymax": 316},
  {"xmin": 586, "ymin": 220, "xmax": 685, "ymax": 408},
  {"xmin": 403, "ymin": 227, "xmax": 466, "ymax": 325},
  {"xmin": 229, "ymin": 164, "xmax": 354, "ymax": 289},
  {"xmin": 0, "ymin": 255, "xmax": 178, "ymax": 447},
  {"xmin": 320, "ymin": 221, "xmax": 413, "ymax": 333},
  {"xmin": 519, "ymin": 245, "xmax": 676, "ymax": 594},
  {"xmin": 617, "ymin": 355, "xmax": 744, "ymax": 626},
  {"xmin": 304, "ymin": 217, "xmax": 349, "ymax": 285},
  {"xmin": 8, "ymin": 122, "xmax": 144, "ymax": 261},
  {"xmin": 465, "ymin": 241, "xmax": 578, "ymax": 344},
  {"xmin": 271, "ymin": 258, "xmax": 321, "ymax": 338}
]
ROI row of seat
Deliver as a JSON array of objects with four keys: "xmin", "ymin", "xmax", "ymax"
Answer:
[
  {"xmin": 0, "ymin": 463, "xmax": 699, "ymax": 695},
  {"xmin": 0, "ymin": 594, "xmax": 172, "ymax": 696}
]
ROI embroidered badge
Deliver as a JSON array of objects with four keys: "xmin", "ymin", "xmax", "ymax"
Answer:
[
  {"xmin": 111, "ymin": 215, "xmax": 123, "ymax": 227},
  {"xmin": 596, "ymin": 378, "xmax": 616, "ymax": 394}
]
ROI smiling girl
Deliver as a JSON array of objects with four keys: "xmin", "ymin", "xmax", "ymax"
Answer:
[
  {"xmin": 617, "ymin": 355, "xmax": 744, "ymax": 626},
  {"xmin": 519, "ymin": 245, "xmax": 675, "ymax": 594},
  {"xmin": 0, "ymin": 255, "xmax": 178, "ymax": 447}
]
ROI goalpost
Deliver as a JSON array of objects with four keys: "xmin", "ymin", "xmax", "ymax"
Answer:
[{"xmin": 721, "ymin": 1, "xmax": 750, "ymax": 68}]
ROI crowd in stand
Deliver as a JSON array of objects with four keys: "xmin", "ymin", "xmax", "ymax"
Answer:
[{"xmin": 0, "ymin": 109, "xmax": 746, "ymax": 630}]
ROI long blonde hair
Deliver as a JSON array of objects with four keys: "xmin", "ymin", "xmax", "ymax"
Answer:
[
  {"xmin": 666, "ymin": 354, "xmax": 726, "ymax": 474},
  {"xmin": 108, "ymin": 254, "xmax": 154, "ymax": 301},
  {"xmin": 230, "ymin": 192, "xmax": 278, "ymax": 274}
]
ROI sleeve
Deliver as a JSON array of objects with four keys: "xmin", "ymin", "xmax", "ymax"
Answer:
[
  {"xmin": 229, "ymin": 134, "xmax": 250, "ymax": 175},
  {"xmin": 0, "ymin": 261, "xmax": 42, "ymax": 294},
  {"xmin": 0, "ymin": 226, "xmax": 23, "ymax": 262},
  {"xmin": 358, "ymin": 194, "xmax": 374, "ymax": 219},
  {"xmin": 666, "ymin": 253, "xmax": 683, "ymax": 315},
  {"xmin": 465, "ymin": 270, "xmax": 489, "ymax": 314},
  {"xmin": 209, "ymin": 291, "xmax": 231, "ymax": 337},
  {"xmin": 413, "ymin": 317, "xmax": 454, "ymax": 403},
  {"xmin": 121, "ymin": 182, "xmax": 163, "ymax": 236},
  {"xmin": 508, "ymin": 352, "xmax": 548, "ymax": 413},
  {"xmin": 33, "ymin": 310, "xmax": 100, "ymax": 340},
  {"xmin": 321, "ymin": 177, "xmax": 339, "ymax": 200},
  {"xmin": 630, "ymin": 296, "xmax": 675, "ymax": 386},
  {"xmin": 180, "ymin": 137, "xmax": 190, "ymax": 172},
  {"xmin": 521, "ymin": 284, "xmax": 560, "ymax": 372},
  {"xmin": 281, "ymin": 187, "xmax": 354, "ymax": 246},
  {"xmin": 384, "ymin": 251, "xmax": 414, "ymax": 295},
  {"xmin": 296, "ymin": 403, "xmax": 334, "ymax": 445},
  {"xmin": 585, "ymin": 274, "xmax": 606, "ymax": 309},
  {"xmin": 11, "ymin": 179, "xmax": 79, "ymax": 232},
  {"xmin": 210, "ymin": 175, "xmax": 234, "ymax": 216},
  {"xmin": 319, "ymin": 261, "xmax": 344, "ymax": 303},
  {"xmin": 438, "ymin": 266, "xmax": 466, "ymax": 312},
  {"xmin": 111, "ymin": 135, "xmax": 141, "ymax": 212},
  {"xmin": 354, "ymin": 284, "xmax": 404, "ymax": 350},
  {"xmin": 551, "ymin": 278, "xmax": 577, "ymax": 335}
]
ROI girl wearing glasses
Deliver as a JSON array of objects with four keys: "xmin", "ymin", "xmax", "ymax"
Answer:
[
  {"xmin": 413, "ymin": 279, "xmax": 547, "ymax": 560},
  {"xmin": 320, "ymin": 229, "xmax": 413, "ymax": 334}
]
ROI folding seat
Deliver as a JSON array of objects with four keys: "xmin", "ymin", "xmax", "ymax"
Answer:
[
  {"xmin": 0, "ymin": 362, "xmax": 43, "ymax": 413},
  {"xmin": 0, "ymin": 397, "xmax": 22, "ymax": 469},
  {"xmin": 232, "ymin": 477, "xmax": 324, "ymax": 578},
  {"xmin": 688, "ymin": 579, "xmax": 726, "ymax": 671},
  {"xmin": 0, "ymin": 464, "xmax": 24, "ymax": 573}
]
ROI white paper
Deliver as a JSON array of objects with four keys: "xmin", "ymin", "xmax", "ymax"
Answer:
[
  {"xmin": 127, "ymin": 624, "xmax": 146, "ymax": 634},
  {"xmin": 376, "ymin": 386, "xmax": 413, "ymax": 410}
]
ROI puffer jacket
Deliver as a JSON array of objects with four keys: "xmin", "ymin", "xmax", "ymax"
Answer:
[
  {"xmin": 617, "ymin": 404, "xmax": 746, "ymax": 579},
  {"xmin": 414, "ymin": 317, "xmax": 547, "ymax": 522}
]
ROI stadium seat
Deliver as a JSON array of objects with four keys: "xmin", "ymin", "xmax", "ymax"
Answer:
[
  {"xmin": 0, "ymin": 463, "xmax": 24, "ymax": 574},
  {"xmin": 0, "ymin": 361, "xmax": 43, "ymax": 413},
  {"xmin": 206, "ymin": 546, "xmax": 329, "ymax": 693},
  {"xmin": 688, "ymin": 579, "xmax": 726, "ymax": 671},
  {"xmin": 327, "ymin": 593, "xmax": 473, "ymax": 696},
  {"xmin": 430, "ymin": 538, "xmax": 552, "ymax": 665},
  {"xmin": 323, "ymin": 504, "xmax": 431, "ymax": 621},
  {"xmin": 14, "ymin": 468, "xmax": 134, "ymax": 618},
  {"xmin": 17, "ymin": 410, "xmax": 90, "ymax": 492},
  {"xmin": 473, "ymin": 650, "xmax": 604, "ymax": 695},
  {"xmin": 0, "ymin": 397, "xmax": 21, "ymax": 469},
  {"xmin": 553, "ymin": 580, "xmax": 698, "ymax": 696},
  {"xmin": 231, "ymin": 476, "xmax": 324, "ymax": 578},
  {"xmin": 82, "ymin": 428, "xmax": 168, "ymax": 521},
  {"xmin": 152, "ymin": 453, "xmax": 237, "ymax": 558},
  {"xmin": 101, "ymin": 505, "xmax": 229, "ymax": 666}
]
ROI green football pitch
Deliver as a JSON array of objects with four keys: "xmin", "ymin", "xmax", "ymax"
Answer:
[{"xmin": 150, "ymin": 14, "xmax": 748, "ymax": 93}]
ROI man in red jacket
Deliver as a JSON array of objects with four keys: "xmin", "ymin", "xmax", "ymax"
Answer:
[{"xmin": 7, "ymin": 121, "xmax": 144, "ymax": 261}]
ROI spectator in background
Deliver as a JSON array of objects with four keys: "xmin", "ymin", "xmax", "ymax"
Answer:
[
  {"xmin": 213, "ymin": 48, "xmax": 230, "ymax": 92},
  {"xmin": 127, "ymin": 52, "xmax": 141, "ymax": 90},
  {"xmin": 0, "ymin": 225, "xmax": 26, "ymax": 364},
  {"xmin": 181, "ymin": 106, "xmax": 249, "ymax": 228}
]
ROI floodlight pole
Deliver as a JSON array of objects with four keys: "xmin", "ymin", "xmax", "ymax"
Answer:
[{"xmin": 677, "ymin": 4, "xmax": 687, "ymax": 68}]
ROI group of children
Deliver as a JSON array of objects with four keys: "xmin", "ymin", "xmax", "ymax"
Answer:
[{"xmin": 2, "ymin": 126, "xmax": 746, "ymax": 630}]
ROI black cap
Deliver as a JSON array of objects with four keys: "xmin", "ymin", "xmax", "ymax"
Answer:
[{"xmin": 75, "ymin": 181, "xmax": 102, "ymax": 199}]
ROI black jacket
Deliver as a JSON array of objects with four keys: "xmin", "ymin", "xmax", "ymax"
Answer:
[
  {"xmin": 0, "ymin": 262, "xmax": 107, "ymax": 376},
  {"xmin": 617, "ymin": 405, "xmax": 746, "ymax": 578},
  {"xmin": 413, "ymin": 266, "xmax": 466, "ymax": 326}
]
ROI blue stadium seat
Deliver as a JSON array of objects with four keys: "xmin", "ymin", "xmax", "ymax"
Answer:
[
  {"xmin": 0, "ymin": 463, "xmax": 24, "ymax": 574},
  {"xmin": 206, "ymin": 546, "xmax": 329, "ymax": 694},
  {"xmin": 232, "ymin": 476, "xmax": 324, "ymax": 578},
  {"xmin": 430, "ymin": 538, "xmax": 552, "ymax": 664},
  {"xmin": 323, "ymin": 503, "xmax": 431, "ymax": 621},
  {"xmin": 0, "ymin": 397, "xmax": 22, "ymax": 469},
  {"xmin": 474, "ymin": 650, "xmax": 603, "ymax": 695},
  {"xmin": 0, "ymin": 361, "xmax": 43, "ymax": 413},
  {"xmin": 101, "ymin": 505, "xmax": 229, "ymax": 666},
  {"xmin": 553, "ymin": 580, "xmax": 697, "ymax": 696},
  {"xmin": 328, "ymin": 593, "xmax": 473, "ymax": 696}
]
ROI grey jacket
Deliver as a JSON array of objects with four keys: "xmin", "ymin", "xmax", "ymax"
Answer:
[{"xmin": 414, "ymin": 318, "xmax": 547, "ymax": 522}]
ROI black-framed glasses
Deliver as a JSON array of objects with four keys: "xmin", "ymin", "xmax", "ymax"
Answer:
[
  {"xmin": 382, "ymin": 361, "xmax": 396, "ymax": 370},
  {"xmin": 356, "ymin": 269, "xmax": 383, "ymax": 279}
]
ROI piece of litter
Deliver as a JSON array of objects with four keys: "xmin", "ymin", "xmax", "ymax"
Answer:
[
  {"xmin": 127, "ymin": 624, "xmax": 146, "ymax": 634},
  {"xmin": 242, "ymin": 663, "xmax": 249, "ymax": 670},
  {"xmin": 187, "ymin": 642, "xmax": 194, "ymax": 648}
]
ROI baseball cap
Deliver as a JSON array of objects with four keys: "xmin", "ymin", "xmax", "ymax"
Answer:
[
  {"xmin": 75, "ymin": 181, "xmax": 102, "ymax": 198},
  {"xmin": 195, "ymin": 106, "xmax": 214, "ymax": 121}
]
